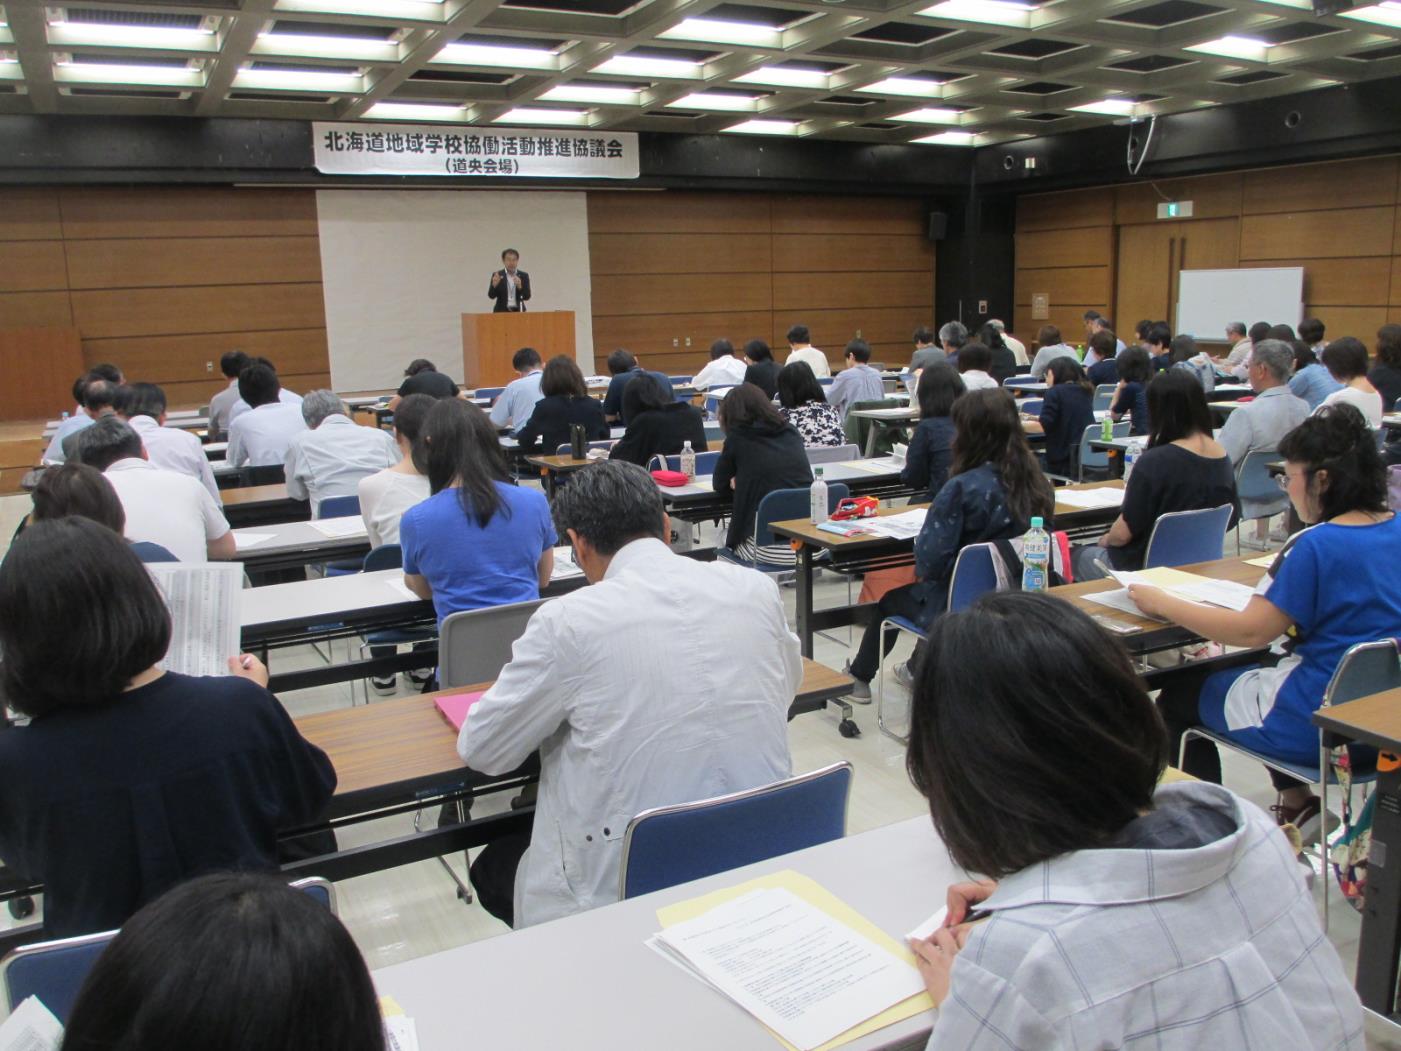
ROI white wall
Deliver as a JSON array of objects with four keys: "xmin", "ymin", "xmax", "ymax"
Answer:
[{"xmin": 316, "ymin": 189, "xmax": 593, "ymax": 391}]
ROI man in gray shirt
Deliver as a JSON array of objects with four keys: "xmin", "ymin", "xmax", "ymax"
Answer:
[
  {"xmin": 827, "ymin": 338, "xmax": 886, "ymax": 417},
  {"xmin": 1028, "ymin": 324, "xmax": 1080, "ymax": 379},
  {"xmin": 909, "ymin": 326, "xmax": 944, "ymax": 373}
]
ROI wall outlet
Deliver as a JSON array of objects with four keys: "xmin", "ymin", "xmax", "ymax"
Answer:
[
  {"xmin": 672, "ymin": 338, "xmax": 679, "ymax": 347},
  {"xmin": 206, "ymin": 361, "xmax": 214, "ymax": 372},
  {"xmin": 685, "ymin": 337, "xmax": 691, "ymax": 347}
]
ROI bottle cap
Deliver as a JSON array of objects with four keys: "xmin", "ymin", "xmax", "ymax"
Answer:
[
  {"xmin": 815, "ymin": 467, "xmax": 824, "ymax": 477},
  {"xmin": 1030, "ymin": 516, "xmax": 1043, "ymax": 528}
]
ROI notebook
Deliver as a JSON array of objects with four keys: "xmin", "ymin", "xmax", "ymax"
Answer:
[{"xmin": 434, "ymin": 690, "xmax": 487, "ymax": 731}]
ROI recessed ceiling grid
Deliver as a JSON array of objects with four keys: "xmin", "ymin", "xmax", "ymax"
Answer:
[{"xmin": 1, "ymin": 0, "xmax": 1399, "ymax": 145}]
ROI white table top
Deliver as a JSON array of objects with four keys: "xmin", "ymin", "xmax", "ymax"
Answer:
[
  {"xmin": 850, "ymin": 407, "xmax": 919, "ymax": 421},
  {"xmin": 373, "ymin": 816, "xmax": 954, "ymax": 1051},
  {"xmin": 1004, "ymin": 381, "xmax": 1048, "ymax": 392},
  {"xmin": 232, "ymin": 517, "xmax": 369, "ymax": 559}
]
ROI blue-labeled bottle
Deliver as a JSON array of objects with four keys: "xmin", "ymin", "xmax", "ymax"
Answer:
[{"xmin": 1022, "ymin": 516, "xmax": 1050, "ymax": 592}]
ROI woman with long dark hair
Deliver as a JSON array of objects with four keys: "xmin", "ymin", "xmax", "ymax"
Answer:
[
  {"xmin": 1038, "ymin": 356, "xmax": 1094, "ymax": 477},
  {"xmin": 776, "ymin": 361, "xmax": 845, "ymax": 447},
  {"xmin": 608, "ymin": 372, "xmax": 708, "ymax": 466},
  {"xmin": 901, "ymin": 364, "xmax": 963, "ymax": 501}
]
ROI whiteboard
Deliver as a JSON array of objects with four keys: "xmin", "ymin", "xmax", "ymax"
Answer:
[{"xmin": 1175, "ymin": 267, "xmax": 1303, "ymax": 339}]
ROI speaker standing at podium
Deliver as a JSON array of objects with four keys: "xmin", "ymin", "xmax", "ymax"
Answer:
[{"xmin": 487, "ymin": 248, "xmax": 531, "ymax": 313}]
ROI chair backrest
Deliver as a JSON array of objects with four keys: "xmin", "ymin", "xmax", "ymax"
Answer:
[
  {"xmin": 475, "ymin": 386, "xmax": 505, "ymax": 401},
  {"xmin": 1003, "ymin": 375, "xmax": 1040, "ymax": 387},
  {"xmin": 1322, "ymin": 639, "xmax": 1401, "ymax": 709},
  {"xmin": 650, "ymin": 450, "xmax": 721, "ymax": 475},
  {"xmin": 1093, "ymin": 384, "xmax": 1116, "ymax": 412},
  {"xmin": 1143, "ymin": 504, "xmax": 1234, "ymax": 568},
  {"xmin": 1019, "ymin": 398, "xmax": 1043, "ymax": 416},
  {"xmin": 805, "ymin": 443, "xmax": 860, "ymax": 465},
  {"xmin": 753, "ymin": 484, "xmax": 849, "ymax": 546},
  {"xmin": 817, "ymin": 376, "xmax": 834, "ymax": 387},
  {"xmin": 619, "ymin": 762, "xmax": 853, "ymax": 899},
  {"xmin": 946, "ymin": 542, "xmax": 1000, "ymax": 612},
  {"xmin": 553, "ymin": 440, "xmax": 612, "ymax": 457},
  {"xmin": 438, "ymin": 598, "xmax": 549, "ymax": 688},
  {"xmin": 242, "ymin": 463, "xmax": 285, "ymax": 487},
  {"xmin": 317, "ymin": 493, "xmax": 360, "ymax": 520},
  {"xmin": 0, "ymin": 929, "xmax": 115, "ymax": 1023},
  {"xmin": 1236, "ymin": 449, "xmax": 1288, "ymax": 512},
  {"xmin": 1079, "ymin": 420, "xmax": 1129, "ymax": 471},
  {"xmin": 363, "ymin": 542, "xmax": 403, "ymax": 572},
  {"xmin": 289, "ymin": 875, "xmax": 338, "ymax": 914}
]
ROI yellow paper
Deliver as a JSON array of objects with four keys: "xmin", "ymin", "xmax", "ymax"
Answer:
[
  {"xmin": 1243, "ymin": 554, "xmax": 1276, "ymax": 568},
  {"xmin": 1161, "ymin": 766, "xmax": 1196, "ymax": 784},
  {"xmin": 379, "ymin": 995, "xmax": 406, "ymax": 1018},
  {"xmin": 656, "ymin": 870, "xmax": 933, "ymax": 1051}
]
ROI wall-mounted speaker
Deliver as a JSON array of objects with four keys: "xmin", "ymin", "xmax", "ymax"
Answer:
[{"xmin": 927, "ymin": 211, "xmax": 949, "ymax": 242}]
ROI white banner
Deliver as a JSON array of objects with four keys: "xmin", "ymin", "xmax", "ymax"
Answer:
[{"xmin": 313, "ymin": 122, "xmax": 639, "ymax": 179}]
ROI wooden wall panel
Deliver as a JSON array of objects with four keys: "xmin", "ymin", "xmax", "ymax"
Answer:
[
  {"xmin": 587, "ymin": 191, "xmax": 769, "ymax": 234},
  {"xmin": 1242, "ymin": 157, "xmax": 1399, "ymax": 215},
  {"xmin": 1014, "ymin": 266, "xmax": 1110, "ymax": 307},
  {"xmin": 1017, "ymin": 189, "xmax": 1114, "ymax": 232},
  {"xmin": 589, "ymin": 273, "xmax": 772, "ymax": 316},
  {"xmin": 772, "ymin": 308, "xmax": 930, "ymax": 351},
  {"xmin": 770, "ymin": 234, "xmax": 931, "ymax": 273},
  {"xmin": 773, "ymin": 271, "xmax": 929, "ymax": 311},
  {"xmin": 770, "ymin": 196, "xmax": 926, "ymax": 236},
  {"xmin": 592, "ymin": 311, "xmax": 773, "ymax": 357},
  {"xmin": 0, "ymin": 189, "xmax": 63, "ymax": 241},
  {"xmin": 81, "ymin": 329, "xmax": 330, "ymax": 384},
  {"xmin": 1305, "ymin": 306, "xmax": 1391, "ymax": 337},
  {"xmin": 0, "ymin": 291, "xmax": 74, "ymax": 328},
  {"xmin": 71, "ymin": 283, "xmax": 327, "ymax": 340},
  {"xmin": 1115, "ymin": 174, "xmax": 1243, "ymax": 224},
  {"xmin": 0, "ymin": 241, "xmax": 69, "ymax": 293},
  {"xmin": 1016, "ymin": 226, "xmax": 1113, "ymax": 269},
  {"xmin": 64, "ymin": 236, "xmax": 323, "ymax": 290},
  {"xmin": 58, "ymin": 187, "xmax": 319, "ymax": 240},
  {"xmin": 161, "ymin": 371, "xmax": 331, "ymax": 407},
  {"xmin": 1240, "ymin": 207, "xmax": 1395, "ymax": 260},
  {"xmin": 1390, "ymin": 259, "xmax": 1401, "ymax": 306},
  {"xmin": 0, "ymin": 328, "xmax": 84, "ymax": 418},
  {"xmin": 590, "ymin": 233, "xmax": 771, "ymax": 275},
  {"xmin": 1242, "ymin": 257, "xmax": 1392, "ymax": 306}
]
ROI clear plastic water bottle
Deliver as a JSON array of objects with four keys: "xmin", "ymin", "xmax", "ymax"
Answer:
[
  {"xmin": 1022, "ymin": 516, "xmax": 1050, "ymax": 592},
  {"xmin": 679, "ymin": 440, "xmax": 696, "ymax": 480},
  {"xmin": 809, "ymin": 467, "xmax": 828, "ymax": 525},
  {"xmin": 1123, "ymin": 439, "xmax": 1144, "ymax": 482}
]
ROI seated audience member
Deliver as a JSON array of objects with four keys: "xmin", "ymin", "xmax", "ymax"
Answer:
[
  {"xmin": 1075, "ymin": 370, "xmax": 1236, "ymax": 579},
  {"xmin": 1211, "ymin": 320, "xmax": 1251, "ymax": 371},
  {"xmin": 1145, "ymin": 320, "xmax": 1173, "ymax": 372},
  {"xmin": 741, "ymin": 339, "xmax": 782, "ymax": 399},
  {"xmin": 1168, "ymin": 333, "xmax": 1214, "ymax": 392},
  {"xmin": 1083, "ymin": 315, "xmax": 1126, "ymax": 365},
  {"xmin": 44, "ymin": 375, "xmax": 119, "ymax": 464},
  {"xmin": 910, "ymin": 326, "xmax": 944, "ymax": 372},
  {"xmin": 208, "ymin": 350, "xmax": 250, "ymax": 440},
  {"xmin": 226, "ymin": 357, "xmax": 302, "ymax": 427},
  {"xmin": 1028, "ymin": 325, "xmax": 1078, "ymax": 380},
  {"xmin": 1218, "ymin": 339, "xmax": 1309, "ymax": 541},
  {"xmin": 691, "ymin": 338, "xmax": 748, "ymax": 391},
  {"xmin": 30, "ymin": 463, "xmax": 176, "ymax": 563},
  {"xmin": 937, "ymin": 320, "xmax": 968, "ymax": 362},
  {"xmin": 78, "ymin": 418, "xmax": 235, "ymax": 563},
  {"xmin": 460, "ymin": 461, "xmax": 801, "ymax": 928},
  {"xmin": 977, "ymin": 322, "xmax": 1018, "ymax": 385},
  {"xmin": 845, "ymin": 388, "xmax": 1054, "ymax": 700},
  {"xmin": 391, "ymin": 357, "xmax": 458, "ymax": 409},
  {"xmin": 1135, "ymin": 405, "xmax": 1399, "ymax": 832},
  {"xmin": 1229, "ymin": 321, "xmax": 1275, "ymax": 380},
  {"xmin": 1320, "ymin": 336, "xmax": 1384, "ymax": 427},
  {"xmin": 1084, "ymin": 330, "xmax": 1120, "ymax": 386},
  {"xmin": 117, "ymin": 381, "xmax": 219, "ymax": 499},
  {"xmin": 775, "ymin": 361, "xmax": 844, "ymax": 447},
  {"xmin": 906, "ymin": 592, "xmax": 1362, "ymax": 1048},
  {"xmin": 488, "ymin": 347, "xmax": 544, "ymax": 434},
  {"xmin": 401, "ymin": 399, "xmax": 555, "ymax": 626},
  {"xmin": 1110, "ymin": 345, "xmax": 1152, "ymax": 435},
  {"xmin": 62, "ymin": 873, "xmax": 385, "ymax": 1051},
  {"xmin": 1081, "ymin": 309, "xmax": 1101, "ymax": 346},
  {"xmin": 0, "ymin": 519, "xmax": 335, "ymax": 936},
  {"xmin": 784, "ymin": 323, "xmax": 831, "ymax": 379},
  {"xmin": 602, "ymin": 349, "xmax": 670, "ymax": 424},
  {"xmin": 827, "ymin": 338, "xmax": 886, "ymax": 417},
  {"xmin": 1131, "ymin": 318, "xmax": 1153, "ymax": 351},
  {"xmin": 1038, "ymin": 357, "xmax": 1095, "ymax": 478},
  {"xmin": 608, "ymin": 372, "xmax": 708, "ymax": 466},
  {"xmin": 1268, "ymin": 323, "xmax": 1298, "ymax": 344},
  {"xmin": 953, "ymin": 341, "xmax": 999, "ymax": 393},
  {"xmin": 1299, "ymin": 316, "xmax": 1327, "ymax": 354},
  {"xmin": 713, "ymin": 383, "xmax": 812, "ymax": 564},
  {"xmin": 901, "ymin": 364, "xmax": 963, "ymax": 502},
  {"xmin": 987, "ymin": 319, "xmax": 1028, "ymax": 366},
  {"xmin": 1288, "ymin": 341, "xmax": 1343, "ymax": 409},
  {"xmin": 358, "ymin": 393, "xmax": 433, "ymax": 548},
  {"xmin": 517, "ymin": 355, "xmax": 609, "ymax": 453},
  {"xmin": 1371, "ymin": 323, "xmax": 1401, "ymax": 412},
  {"xmin": 284, "ymin": 390, "xmax": 399, "ymax": 514},
  {"xmin": 227, "ymin": 361, "xmax": 307, "ymax": 468}
]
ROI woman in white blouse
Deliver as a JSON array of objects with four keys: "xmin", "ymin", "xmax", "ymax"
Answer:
[
  {"xmin": 1319, "ymin": 336, "xmax": 1384, "ymax": 427},
  {"xmin": 357, "ymin": 393, "xmax": 433, "ymax": 548}
]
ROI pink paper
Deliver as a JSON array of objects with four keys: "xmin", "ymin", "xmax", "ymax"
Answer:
[{"xmin": 434, "ymin": 690, "xmax": 486, "ymax": 731}]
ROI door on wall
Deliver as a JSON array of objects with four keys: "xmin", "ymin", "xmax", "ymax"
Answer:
[{"xmin": 1115, "ymin": 219, "xmax": 1240, "ymax": 338}]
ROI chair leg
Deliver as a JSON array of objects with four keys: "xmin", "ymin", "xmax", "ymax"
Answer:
[
  {"xmin": 876, "ymin": 619, "xmax": 910, "ymax": 745},
  {"xmin": 1320, "ymin": 741, "xmax": 1329, "ymax": 933}
]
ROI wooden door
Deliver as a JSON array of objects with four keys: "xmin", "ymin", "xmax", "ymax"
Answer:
[{"xmin": 1115, "ymin": 218, "xmax": 1240, "ymax": 335}]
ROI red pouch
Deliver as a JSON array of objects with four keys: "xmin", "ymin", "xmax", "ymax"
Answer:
[{"xmin": 651, "ymin": 470, "xmax": 690, "ymax": 487}]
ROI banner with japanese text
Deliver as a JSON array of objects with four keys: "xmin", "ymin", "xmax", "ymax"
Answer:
[{"xmin": 313, "ymin": 123, "xmax": 639, "ymax": 179}]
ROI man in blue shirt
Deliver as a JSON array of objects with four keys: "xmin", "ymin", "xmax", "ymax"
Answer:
[
  {"xmin": 488, "ymin": 347, "xmax": 545, "ymax": 436},
  {"xmin": 601, "ymin": 349, "xmax": 671, "ymax": 425},
  {"xmin": 44, "ymin": 377, "xmax": 120, "ymax": 464},
  {"xmin": 827, "ymin": 338, "xmax": 886, "ymax": 418}
]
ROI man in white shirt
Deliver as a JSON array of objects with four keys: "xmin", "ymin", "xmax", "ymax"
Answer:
[
  {"xmin": 117, "ymin": 382, "xmax": 219, "ymax": 500},
  {"xmin": 488, "ymin": 347, "xmax": 545, "ymax": 435},
  {"xmin": 955, "ymin": 342, "xmax": 1001, "ymax": 392},
  {"xmin": 827, "ymin": 338, "xmax": 886, "ymax": 417},
  {"xmin": 987, "ymin": 320, "xmax": 1029, "ymax": 367},
  {"xmin": 43, "ymin": 377, "xmax": 120, "ymax": 464},
  {"xmin": 784, "ymin": 324, "xmax": 831, "ymax": 379},
  {"xmin": 227, "ymin": 362, "xmax": 307, "ymax": 469},
  {"xmin": 691, "ymin": 338, "xmax": 748, "ymax": 391},
  {"xmin": 284, "ymin": 390, "xmax": 399, "ymax": 514},
  {"xmin": 77, "ymin": 418, "xmax": 234, "ymax": 563},
  {"xmin": 461, "ymin": 461, "xmax": 801, "ymax": 928},
  {"xmin": 226, "ymin": 356, "xmax": 303, "ymax": 428},
  {"xmin": 208, "ymin": 350, "xmax": 250, "ymax": 439}
]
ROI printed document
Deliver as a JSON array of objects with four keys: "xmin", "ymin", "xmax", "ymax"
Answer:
[
  {"xmin": 861, "ymin": 509, "xmax": 927, "ymax": 540},
  {"xmin": 146, "ymin": 562, "xmax": 243, "ymax": 677},
  {"xmin": 0, "ymin": 997, "xmax": 62, "ymax": 1051},
  {"xmin": 1054, "ymin": 487, "xmax": 1124, "ymax": 510},
  {"xmin": 309, "ymin": 515, "xmax": 368, "ymax": 539},
  {"xmin": 232, "ymin": 530, "xmax": 276, "ymax": 550}
]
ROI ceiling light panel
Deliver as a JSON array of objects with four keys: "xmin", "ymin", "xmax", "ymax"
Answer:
[
  {"xmin": 856, "ymin": 76, "xmax": 944, "ymax": 97},
  {"xmin": 667, "ymin": 91, "xmax": 762, "ymax": 110},
  {"xmin": 912, "ymin": 130, "xmax": 976, "ymax": 144},
  {"xmin": 893, "ymin": 105, "xmax": 968, "ymax": 123},
  {"xmin": 1185, "ymin": 35, "xmax": 1272, "ymax": 60},
  {"xmin": 1341, "ymin": 3, "xmax": 1401, "ymax": 27},
  {"xmin": 254, "ymin": 26, "xmax": 400, "ymax": 62},
  {"xmin": 592, "ymin": 53, "xmax": 700, "ymax": 77},
  {"xmin": 1068, "ymin": 97, "xmax": 1136, "ymax": 115},
  {"xmin": 432, "ymin": 41, "xmax": 559, "ymax": 70},
  {"xmin": 496, "ymin": 106, "xmax": 589, "ymax": 124},
  {"xmin": 723, "ymin": 118, "xmax": 798, "ymax": 134},
  {"xmin": 539, "ymin": 83, "xmax": 640, "ymax": 104},
  {"xmin": 273, "ymin": 0, "xmax": 447, "ymax": 20},
  {"xmin": 46, "ymin": 19, "xmax": 218, "ymax": 52},
  {"xmin": 734, "ymin": 65, "xmax": 827, "ymax": 88},
  {"xmin": 918, "ymin": 0, "xmax": 1032, "ymax": 27},
  {"xmin": 364, "ymin": 101, "xmax": 467, "ymax": 120},
  {"xmin": 233, "ymin": 63, "xmax": 363, "ymax": 91},
  {"xmin": 659, "ymin": 18, "xmax": 780, "ymax": 46},
  {"xmin": 53, "ymin": 55, "xmax": 204, "ymax": 87}
]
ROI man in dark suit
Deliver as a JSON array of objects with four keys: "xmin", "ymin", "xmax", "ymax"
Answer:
[{"xmin": 487, "ymin": 248, "xmax": 531, "ymax": 313}]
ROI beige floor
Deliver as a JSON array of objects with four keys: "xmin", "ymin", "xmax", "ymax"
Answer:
[{"xmin": 1, "ymin": 491, "xmax": 1397, "ymax": 1047}]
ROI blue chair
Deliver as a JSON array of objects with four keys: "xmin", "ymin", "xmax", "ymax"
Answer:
[
  {"xmin": 0, "ymin": 878, "xmax": 336, "ymax": 1023},
  {"xmin": 1093, "ymin": 384, "xmax": 1116, "ymax": 412},
  {"xmin": 315, "ymin": 494, "xmax": 364, "ymax": 577},
  {"xmin": 716, "ymin": 484, "xmax": 850, "ymax": 576},
  {"xmin": 474, "ymin": 386, "xmax": 505, "ymax": 401},
  {"xmin": 1142, "ymin": 504, "xmax": 1234, "ymax": 568},
  {"xmin": 648, "ymin": 450, "xmax": 720, "ymax": 476},
  {"xmin": 618, "ymin": 762, "xmax": 853, "ymax": 899},
  {"xmin": 876, "ymin": 542, "xmax": 999, "ymax": 743},
  {"xmin": 1235, "ymin": 449, "xmax": 1289, "ymax": 548},
  {"xmin": 805, "ymin": 443, "xmax": 860, "ymax": 465},
  {"xmin": 1182, "ymin": 639, "xmax": 1400, "ymax": 930},
  {"xmin": 1019, "ymin": 398, "xmax": 1043, "ymax": 416},
  {"xmin": 356, "ymin": 543, "xmax": 436, "ymax": 704},
  {"xmin": 1077, "ymin": 420, "xmax": 1129, "ymax": 481}
]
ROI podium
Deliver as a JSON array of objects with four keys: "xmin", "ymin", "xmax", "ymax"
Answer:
[{"xmin": 461, "ymin": 310, "xmax": 575, "ymax": 388}]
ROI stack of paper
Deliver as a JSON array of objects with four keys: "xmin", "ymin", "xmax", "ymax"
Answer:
[
  {"xmin": 0, "ymin": 997, "xmax": 62, "ymax": 1051},
  {"xmin": 380, "ymin": 997, "xmax": 420, "ymax": 1051},
  {"xmin": 147, "ymin": 563, "xmax": 243, "ymax": 677},
  {"xmin": 232, "ymin": 531, "xmax": 276, "ymax": 550},
  {"xmin": 1055, "ymin": 487, "xmax": 1124, "ymax": 510},
  {"xmin": 839, "ymin": 457, "xmax": 903, "ymax": 474},
  {"xmin": 551, "ymin": 546, "xmax": 585, "ymax": 579},
  {"xmin": 862, "ymin": 509, "xmax": 927, "ymax": 540},
  {"xmin": 309, "ymin": 516, "xmax": 368, "ymax": 539},
  {"xmin": 650, "ymin": 874, "xmax": 928, "ymax": 1051},
  {"xmin": 1109, "ymin": 566, "xmax": 1257, "ymax": 611}
]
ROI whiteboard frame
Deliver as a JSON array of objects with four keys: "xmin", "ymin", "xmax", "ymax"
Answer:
[{"xmin": 1175, "ymin": 266, "xmax": 1303, "ymax": 339}]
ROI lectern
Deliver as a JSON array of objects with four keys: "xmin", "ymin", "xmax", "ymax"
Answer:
[{"xmin": 461, "ymin": 311, "xmax": 575, "ymax": 388}]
